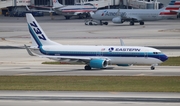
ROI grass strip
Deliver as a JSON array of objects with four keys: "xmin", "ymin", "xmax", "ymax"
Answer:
[
  {"xmin": 161, "ymin": 56, "xmax": 180, "ymax": 66},
  {"xmin": 0, "ymin": 76, "xmax": 180, "ymax": 92},
  {"xmin": 42, "ymin": 57, "xmax": 180, "ymax": 66}
]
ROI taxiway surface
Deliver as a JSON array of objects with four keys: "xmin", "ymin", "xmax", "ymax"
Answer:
[
  {"xmin": 0, "ymin": 91, "xmax": 180, "ymax": 106},
  {"xmin": 0, "ymin": 16, "xmax": 180, "ymax": 47},
  {"xmin": 0, "ymin": 64, "xmax": 180, "ymax": 76},
  {"xmin": 0, "ymin": 16, "xmax": 180, "ymax": 106}
]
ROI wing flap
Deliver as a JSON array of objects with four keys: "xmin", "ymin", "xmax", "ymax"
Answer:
[
  {"xmin": 40, "ymin": 55, "xmax": 111, "ymax": 63},
  {"xmin": 125, "ymin": 14, "xmax": 142, "ymax": 21},
  {"xmin": 40, "ymin": 55, "xmax": 91, "ymax": 61}
]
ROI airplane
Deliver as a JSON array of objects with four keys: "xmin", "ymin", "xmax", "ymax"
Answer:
[
  {"xmin": 25, "ymin": 13, "xmax": 168, "ymax": 70},
  {"xmin": 88, "ymin": 0, "xmax": 180, "ymax": 25},
  {"xmin": 26, "ymin": 0, "xmax": 97, "ymax": 19},
  {"xmin": 52, "ymin": 0, "xmax": 97, "ymax": 19}
]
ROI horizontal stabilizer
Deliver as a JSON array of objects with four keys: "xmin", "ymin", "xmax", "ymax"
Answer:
[{"xmin": 24, "ymin": 44, "xmax": 36, "ymax": 56}]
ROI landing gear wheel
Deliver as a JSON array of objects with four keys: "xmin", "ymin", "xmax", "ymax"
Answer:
[
  {"xmin": 130, "ymin": 21, "xmax": 134, "ymax": 25},
  {"xmin": 140, "ymin": 21, "xmax": 144, "ymax": 25},
  {"xmin": 151, "ymin": 66, "xmax": 155, "ymax": 70},
  {"xmin": 89, "ymin": 22, "xmax": 93, "ymax": 25},
  {"xmin": 85, "ymin": 65, "xmax": 91, "ymax": 70},
  {"xmin": 103, "ymin": 22, "xmax": 108, "ymax": 25},
  {"xmin": 65, "ymin": 16, "xmax": 70, "ymax": 20},
  {"xmin": 78, "ymin": 14, "xmax": 84, "ymax": 19},
  {"xmin": 100, "ymin": 20, "xmax": 103, "ymax": 25}
]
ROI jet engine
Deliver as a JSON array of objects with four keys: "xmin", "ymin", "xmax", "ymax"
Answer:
[
  {"xmin": 89, "ymin": 59, "xmax": 108, "ymax": 68},
  {"xmin": 112, "ymin": 17, "xmax": 123, "ymax": 24}
]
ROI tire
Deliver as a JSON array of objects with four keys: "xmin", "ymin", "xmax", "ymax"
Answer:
[
  {"xmin": 103, "ymin": 22, "xmax": 108, "ymax": 25},
  {"xmin": 140, "ymin": 21, "xmax": 144, "ymax": 25},
  {"xmin": 85, "ymin": 65, "xmax": 91, "ymax": 70},
  {"xmin": 151, "ymin": 66, "xmax": 155, "ymax": 70},
  {"xmin": 78, "ymin": 14, "xmax": 83, "ymax": 19},
  {"xmin": 130, "ymin": 21, "xmax": 134, "ymax": 25},
  {"xmin": 65, "ymin": 16, "xmax": 70, "ymax": 20},
  {"xmin": 89, "ymin": 22, "xmax": 93, "ymax": 25}
]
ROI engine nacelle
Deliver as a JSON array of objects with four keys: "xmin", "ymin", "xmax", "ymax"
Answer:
[
  {"xmin": 112, "ymin": 17, "xmax": 123, "ymax": 24},
  {"xmin": 117, "ymin": 64, "xmax": 132, "ymax": 67},
  {"xmin": 89, "ymin": 59, "xmax": 108, "ymax": 69}
]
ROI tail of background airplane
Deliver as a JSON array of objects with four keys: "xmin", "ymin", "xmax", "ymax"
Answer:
[
  {"xmin": 160, "ymin": 0, "xmax": 180, "ymax": 16},
  {"xmin": 52, "ymin": 0, "xmax": 63, "ymax": 8},
  {"xmin": 165, "ymin": 0, "xmax": 180, "ymax": 10},
  {"xmin": 26, "ymin": 13, "xmax": 60, "ymax": 47}
]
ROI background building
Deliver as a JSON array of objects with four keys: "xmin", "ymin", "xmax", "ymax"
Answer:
[
  {"xmin": 122, "ymin": 0, "xmax": 180, "ymax": 9},
  {"xmin": 0, "ymin": 0, "xmax": 179, "ymax": 16}
]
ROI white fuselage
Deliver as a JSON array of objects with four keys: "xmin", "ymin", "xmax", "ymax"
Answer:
[
  {"xmin": 54, "ymin": 5, "xmax": 97, "ymax": 16},
  {"xmin": 92, "ymin": 9, "xmax": 177, "ymax": 21},
  {"xmin": 30, "ymin": 45, "xmax": 166, "ymax": 65}
]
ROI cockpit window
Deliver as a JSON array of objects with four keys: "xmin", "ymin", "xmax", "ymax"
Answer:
[{"xmin": 153, "ymin": 52, "xmax": 157, "ymax": 54}]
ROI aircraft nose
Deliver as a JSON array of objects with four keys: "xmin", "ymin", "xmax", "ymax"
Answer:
[{"xmin": 160, "ymin": 54, "xmax": 168, "ymax": 62}]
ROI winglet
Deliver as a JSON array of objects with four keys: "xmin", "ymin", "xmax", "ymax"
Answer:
[
  {"xmin": 120, "ymin": 39, "xmax": 125, "ymax": 46},
  {"xmin": 26, "ymin": 5, "xmax": 30, "ymax": 11},
  {"xmin": 24, "ymin": 44, "xmax": 36, "ymax": 56},
  {"xmin": 52, "ymin": 0, "xmax": 63, "ymax": 8}
]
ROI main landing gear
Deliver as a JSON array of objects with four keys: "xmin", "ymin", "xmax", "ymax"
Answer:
[
  {"xmin": 140, "ymin": 21, "xmax": 144, "ymax": 25},
  {"xmin": 65, "ymin": 16, "xmax": 71, "ymax": 20},
  {"xmin": 129, "ymin": 21, "xmax": 144, "ymax": 26},
  {"xmin": 100, "ymin": 20, "xmax": 108, "ymax": 25},
  {"xmin": 84, "ymin": 65, "xmax": 91, "ymax": 70}
]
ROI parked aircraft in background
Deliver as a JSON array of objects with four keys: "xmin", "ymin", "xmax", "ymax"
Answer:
[
  {"xmin": 26, "ymin": 0, "xmax": 97, "ymax": 19},
  {"xmin": 25, "ymin": 13, "xmax": 168, "ymax": 70},
  {"xmin": 52, "ymin": 0, "xmax": 97, "ymax": 19},
  {"xmin": 87, "ymin": 0, "xmax": 180, "ymax": 25}
]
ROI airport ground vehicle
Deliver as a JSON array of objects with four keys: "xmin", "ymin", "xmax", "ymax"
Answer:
[{"xmin": 84, "ymin": 19, "xmax": 108, "ymax": 25}]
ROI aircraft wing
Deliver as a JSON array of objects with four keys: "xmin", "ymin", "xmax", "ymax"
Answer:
[
  {"xmin": 26, "ymin": 5, "xmax": 54, "ymax": 13},
  {"xmin": 125, "ymin": 14, "xmax": 142, "ymax": 21},
  {"xmin": 40, "ymin": 55, "xmax": 91, "ymax": 61},
  {"xmin": 24, "ymin": 45, "xmax": 109, "ymax": 63},
  {"xmin": 40, "ymin": 55, "xmax": 110, "ymax": 63},
  {"xmin": 73, "ymin": 12, "xmax": 84, "ymax": 15},
  {"xmin": 61, "ymin": 10, "xmax": 96, "ymax": 13}
]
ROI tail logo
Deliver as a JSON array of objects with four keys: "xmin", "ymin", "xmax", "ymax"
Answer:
[
  {"xmin": 30, "ymin": 21, "xmax": 47, "ymax": 40},
  {"xmin": 101, "ymin": 10, "xmax": 107, "ymax": 16}
]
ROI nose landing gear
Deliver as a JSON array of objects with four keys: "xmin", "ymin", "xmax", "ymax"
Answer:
[
  {"xmin": 151, "ymin": 66, "xmax": 155, "ymax": 70},
  {"xmin": 151, "ymin": 64, "xmax": 158, "ymax": 70}
]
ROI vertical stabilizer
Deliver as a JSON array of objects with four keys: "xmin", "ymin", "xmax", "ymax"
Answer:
[
  {"xmin": 26, "ymin": 13, "xmax": 60, "ymax": 47},
  {"xmin": 164, "ymin": 0, "xmax": 180, "ymax": 11},
  {"xmin": 159, "ymin": 0, "xmax": 180, "ymax": 16},
  {"xmin": 52, "ymin": 0, "xmax": 63, "ymax": 8}
]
